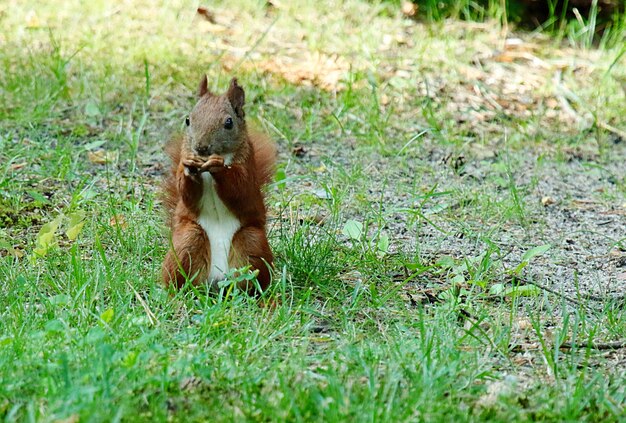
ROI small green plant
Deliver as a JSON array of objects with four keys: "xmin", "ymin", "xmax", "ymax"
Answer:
[
  {"xmin": 342, "ymin": 218, "xmax": 390, "ymax": 257},
  {"xmin": 489, "ymin": 244, "xmax": 551, "ymax": 297},
  {"xmin": 31, "ymin": 210, "xmax": 86, "ymax": 260}
]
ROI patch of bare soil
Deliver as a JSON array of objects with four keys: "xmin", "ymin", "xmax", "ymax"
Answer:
[{"xmin": 266, "ymin": 19, "xmax": 626, "ymax": 302}]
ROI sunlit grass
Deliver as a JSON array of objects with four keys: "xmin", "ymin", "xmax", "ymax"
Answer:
[{"xmin": 0, "ymin": 0, "xmax": 625, "ymax": 421}]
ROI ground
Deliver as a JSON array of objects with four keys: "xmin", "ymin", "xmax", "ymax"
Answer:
[{"xmin": 0, "ymin": 0, "xmax": 625, "ymax": 421}]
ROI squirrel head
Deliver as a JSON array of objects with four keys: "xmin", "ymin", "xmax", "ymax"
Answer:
[{"xmin": 185, "ymin": 76, "xmax": 247, "ymax": 158}]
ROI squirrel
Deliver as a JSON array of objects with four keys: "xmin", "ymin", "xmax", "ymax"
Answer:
[{"xmin": 161, "ymin": 76, "xmax": 276, "ymax": 294}]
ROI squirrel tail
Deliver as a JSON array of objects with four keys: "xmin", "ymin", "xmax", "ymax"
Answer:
[
  {"xmin": 250, "ymin": 130, "xmax": 277, "ymax": 187},
  {"xmin": 162, "ymin": 135, "xmax": 183, "ymax": 222}
]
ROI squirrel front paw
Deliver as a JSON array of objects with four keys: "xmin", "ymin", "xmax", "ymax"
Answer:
[
  {"xmin": 200, "ymin": 155, "xmax": 225, "ymax": 174},
  {"xmin": 182, "ymin": 157, "xmax": 206, "ymax": 176}
]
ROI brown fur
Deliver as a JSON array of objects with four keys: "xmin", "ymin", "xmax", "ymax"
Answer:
[
  {"xmin": 161, "ymin": 77, "xmax": 276, "ymax": 293},
  {"xmin": 250, "ymin": 130, "xmax": 277, "ymax": 187},
  {"xmin": 162, "ymin": 135, "xmax": 183, "ymax": 226}
]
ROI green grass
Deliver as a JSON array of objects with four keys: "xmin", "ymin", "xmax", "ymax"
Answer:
[{"xmin": 1, "ymin": 0, "xmax": 626, "ymax": 421}]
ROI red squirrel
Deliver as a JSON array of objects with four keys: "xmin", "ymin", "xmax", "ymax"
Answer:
[{"xmin": 162, "ymin": 76, "xmax": 276, "ymax": 293}]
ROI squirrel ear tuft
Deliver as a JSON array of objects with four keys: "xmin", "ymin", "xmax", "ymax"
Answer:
[
  {"xmin": 227, "ymin": 77, "xmax": 245, "ymax": 118},
  {"xmin": 198, "ymin": 75, "xmax": 211, "ymax": 97}
]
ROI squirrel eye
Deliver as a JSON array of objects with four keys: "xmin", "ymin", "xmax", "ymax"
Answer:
[
  {"xmin": 185, "ymin": 116, "xmax": 190, "ymax": 126},
  {"xmin": 224, "ymin": 117, "xmax": 233, "ymax": 130}
]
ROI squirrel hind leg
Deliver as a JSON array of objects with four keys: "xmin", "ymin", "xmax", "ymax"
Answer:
[
  {"xmin": 162, "ymin": 222, "xmax": 210, "ymax": 289},
  {"xmin": 229, "ymin": 226, "xmax": 273, "ymax": 294}
]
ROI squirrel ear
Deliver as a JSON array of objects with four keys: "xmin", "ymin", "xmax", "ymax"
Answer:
[
  {"xmin": 198, "ymin": 75, "xmax": 212, "ymax": 97},
  {"xmin": 227, "ymin": 77, "xmax": 245, "ymax": 118}
]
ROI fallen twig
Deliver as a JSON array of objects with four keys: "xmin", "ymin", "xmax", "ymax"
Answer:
[
  {"xmin": 596, "ymin": 120, "xmax": 626, "ymax": 141},
  {"xmin": 126, "ymin": 281, "xmax": 158, "ymax": 326},
  {"xmin": 560, "ymin": 341, "xmax": 626, "ymax": 351},
  {"xmin": 579, "ymin": 292, "xmax": 626, "ymax": 303},
  {"xmin": 503, "ymin": 275, "xmax": 625, "ymax": 309},
  {"xmin": 517, "ymin": 277, "xmax": 591, "ymax": 310}
]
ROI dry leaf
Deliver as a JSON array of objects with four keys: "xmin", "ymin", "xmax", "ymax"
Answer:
[
  {"xmin": 401, "ymin": 1, "xmax": 417, "ymax": 17},
  {"xmin": 88, "ymin": 150, "xmax": 117, "ymax": 165},
  {"xmin": 512, "ymin": 354, "xmax": 533, "ymax": 366},
  {"xmin": 196, "ymin": 6, "xmax": 216, "ymax": 23},
  {"xmin": 514, "ymin": 317, "xmax": 533, "ymax": 331},
  {"xmin": 0, "ymin": 237, "xmax": 24, "ymax": 259},
  {"xmin": 541, "ymin": 196, "xmax": 556, "ymax": 206},
  {"xmin": 10, "ymin": 163, "xmax": 27, "ymax": 170},
  {"xmin": 511, "ymin": 342, "xmax": 542, "ymax": 352},
  {"xmin": 229, "ymin": 52, "xmax": 350, "ymax": 91},
  {"xmin": 109, "ymin": 214, "xmax": 127, "ymax": 229}
]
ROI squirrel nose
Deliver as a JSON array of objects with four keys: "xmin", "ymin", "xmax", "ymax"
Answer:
[{"xmin": 196, "ymin": 146, "xmax": 211, "ymax": 156}]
